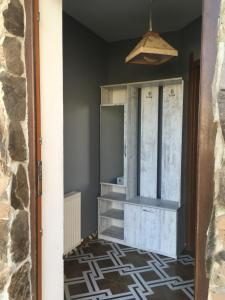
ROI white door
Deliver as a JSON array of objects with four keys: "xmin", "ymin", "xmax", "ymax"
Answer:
[
  {"xmin": 124, "ymin": 204, "xmax": 141, "ymax": 248},
  {"xmin": 140, "ymin": 207, "xmax": 160, "ymax": 252}
]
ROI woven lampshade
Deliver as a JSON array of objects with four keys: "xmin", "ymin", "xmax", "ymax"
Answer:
[{"xmin": 125, "ymin": 31, "xmax": 178, "ymax": 65}]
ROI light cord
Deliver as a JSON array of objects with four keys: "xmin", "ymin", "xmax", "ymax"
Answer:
[{"xmin": 149, "ymin": 0, "xmax": 153, "ymax": 31}]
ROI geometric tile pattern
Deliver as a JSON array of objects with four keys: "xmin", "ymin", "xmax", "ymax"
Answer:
[{"xmin": 64, "ymin": 240, "xmax": 195, "ymax": 300}]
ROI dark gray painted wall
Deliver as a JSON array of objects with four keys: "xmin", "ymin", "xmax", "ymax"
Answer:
[
  {"xmin": 180, "ymin": 17, "xmax": 202, "ymax": 224},
  {"xmin": 179, "ymin": 17, "xmax": 202, "ymax": 86},
  {"xmin": 107, "ymin": 17, "xmax": 202, "ymax": 84},
  {"xmin": 107, "ymin": 31, "xmax": 182, "ymax": 84},
  {"xmin": 63, "ymin": 13, "xmax": 108, "ymax": 237},
  {"xmin": 63, "ymin": 13, "xmax": 202, "ymax": 238}
]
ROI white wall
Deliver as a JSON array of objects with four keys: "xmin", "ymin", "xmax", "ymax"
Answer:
[{"xmin": 39, "ymin": 0, "xmax": 64, "ymax": 299}]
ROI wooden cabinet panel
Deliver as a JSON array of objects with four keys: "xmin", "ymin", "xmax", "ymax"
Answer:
[
  {"xmin": 126, "ymin": 87, "xmax": 138, "ymax": 199},
  {"xmin": 124, "ymin": 204, "xmax": 178, "ymax": 258},
  {"xmin": 160, "ymin": 210, "xmax": 177, "ymax": 258},
  {"xmin": 140, "ymin": 207, "xmax": 160, "ymax": 252},
  {"xmin": 140, "ymin": 86, "xmax": 159, "ymax": 198},
  {"xmin": 124, "ymin": 204, "xmax": 141, "ymax": 248},
  {"xmin": 161, "ymin": 83, "xmax": 183, "ymax": 204},
  {"xmin": 100, "ymin": 79, "xmax": 184, "ymax": 258}
]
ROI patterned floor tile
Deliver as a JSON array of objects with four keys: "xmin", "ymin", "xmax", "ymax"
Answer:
[
  {"xmin": 165, "ymin": 261, "xmax": 195, "ymax": 281},
  {"xmin": 97, "ymin": 271, "xmax": 135, "ymax": 295},
  {"xmin": 120, "ymin": 251, "xmax": 154, "ymax": 268},
  {"xmin": 97, "ymin": 259, "xmax": 115, "ymax": 269},
  {"xmin": 68, "ymin": 282, "xmax": 89, "ymax": 295},
  {"xmin": 64, "ymin": 259, "xmax": 90, "ymax": 279},
  {"xmin": 147, "ymin": 286, "xmax": 191, "ymax": 300},
  {"xmin": 140, "ymin": 270, "xmax": 160, "ymax": 282},
  {"xmin": 64, "ymin": 240, "xmax": 195, "ymax": 300},
  {"xmin": 82, "ymin": 242, "xmax": 113, "ymax": 257}
]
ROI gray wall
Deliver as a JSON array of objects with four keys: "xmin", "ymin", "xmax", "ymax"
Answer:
[
  {"xmin": 180, "ymin": 17, "xmax": 202, "ymax": 220},
  {"xmin": 63, "ymin": 13, "xmax": 108, "ymax": 237},
  {"xmin": 63, "ymin": 13, "xmax": 202, "ymax": 238},
  {"xmin": 181, "ymin": 17, "xmax": 202, "ymax": 80},
  {"xmin": 107, "ymin": 31, "xmax": 182, "ymax": 84},
  {"xmin": 107, "ymin": 17, "xmax": 202, "ymax": 84}
]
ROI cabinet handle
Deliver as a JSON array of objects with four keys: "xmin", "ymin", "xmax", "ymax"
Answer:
[{"xmin": 142, "ymin": 209, "xmax": 155, "ymax": 213}]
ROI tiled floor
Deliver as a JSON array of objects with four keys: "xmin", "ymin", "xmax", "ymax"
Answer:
[{"xmin": 64, "ymin": 240, "xmax": 195, "ymax": 300}]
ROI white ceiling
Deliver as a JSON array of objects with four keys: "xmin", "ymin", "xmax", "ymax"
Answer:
[{"xmin": 63, "ymin": 0, "xmax": 202, "ymax": 42}]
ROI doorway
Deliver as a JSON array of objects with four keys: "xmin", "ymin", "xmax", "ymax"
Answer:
[
  {"xmin": 62, "ymin": 1, "xmax": 201, "ymax": 299},
  {"xmin": 33, "ymin": 0, "xmax": 221, "ymax": 299}
]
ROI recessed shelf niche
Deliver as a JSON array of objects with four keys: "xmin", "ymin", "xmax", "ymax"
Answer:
[{"xmin": 100, "ymin": 105, "xmax": 125, "ymax": 185}]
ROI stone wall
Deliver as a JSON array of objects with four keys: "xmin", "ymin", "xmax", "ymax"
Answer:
[
  {"xmin": 208, "ymin": 0, "xmax": 225, "ymax": 299},
  {"xmin": 0, "ymin": 0, "xmax": 31, "ymax": 299}
]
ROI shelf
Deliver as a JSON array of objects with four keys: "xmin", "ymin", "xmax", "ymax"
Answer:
[
  {"xmin": 100, "ymin": 209, "xmax": 124, "ymax": 220},
  {"xmin": 101, "ymin": 226, "xmax": 124, "ymax": 240},
  {"xmin": 98, "ymin": 192, "xmax": 126, "ymax": 202},
  {"xmin": 101, "ymin": 78, "xmax": 183, "ymax": 89},
  {"xmin": 101, "ymin": 103, "xmax": 125, "ymax": 107},
  {"xmin": 99, "ymin": 194, "xmax": 178, "ymax": 211},
  {"xmin": 100, "ymin": 182, "xmax": 126, "ymax": 188},
  {"xmin": 128, "ymin": 196, "xmax": 180, "ymax": 211}
]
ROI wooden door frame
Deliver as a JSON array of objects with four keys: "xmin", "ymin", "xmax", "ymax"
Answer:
[
  {"xmin": 25, "ymin": 0, "xmax": 42, "ymax": 299},
  {"xmin": 186, "ymin": 54, "xmax": 200, "ymax": 252},
  {"xmin": 195, "ymin": 0, "xmax": 221, "ymax": 298},
  {"xmin": 24, "ymin": 0, "xmax": 221, "ymax": 299}
]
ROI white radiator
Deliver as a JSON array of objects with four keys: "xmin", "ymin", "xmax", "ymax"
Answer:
[{"xmin": 64, "ymin": 191, "xmax": 81, "ymax": 255}]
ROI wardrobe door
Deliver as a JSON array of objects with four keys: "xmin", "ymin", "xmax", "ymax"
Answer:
[
  {"xmin": 159, "ymin": 210, "xmax": 177, "ymax": 258},
  {"xmin": 140, "ymin": 207, "xmax": 160, "ymax": 252},
  {"xmin": 124, "ymin": 204, "xmax": 141, "ymax": 248},
  {"xmin": 161, "ymin": 83, "xmax": 183, "ymax": 204},
  {"xmin": 140, "ymin": 86, "xmax": 159, "ymax": 198}
]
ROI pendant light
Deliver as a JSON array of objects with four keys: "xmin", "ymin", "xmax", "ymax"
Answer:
[{"xmin": 125, "ymin": 0, "xmax": 178, "ymax": 65}]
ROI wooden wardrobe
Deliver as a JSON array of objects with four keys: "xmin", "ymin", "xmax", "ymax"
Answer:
[{"xmin": 98, "ymin": 78, "xmax": 184, "ymax": 258}]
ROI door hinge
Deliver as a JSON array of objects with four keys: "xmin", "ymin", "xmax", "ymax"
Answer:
[{"xmin": 37, "ymin": 160, "xmax": 42, "ymax": 197}]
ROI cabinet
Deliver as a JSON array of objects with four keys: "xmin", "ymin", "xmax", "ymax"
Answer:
[
  {"xmin": 98, "ymin": 84, "xmax": 138, "ymax": 244},
  {"xmin": 100, "ymin": 85, "xmax": 138, "ymax": 199},
  {"xmin": 160, "ymin": 209, "xmax": 177, "ymax": 257},
  {"xmin": 124, "ymin": 203, "xmax": 141, "ymax": 248},
  {"xmin": 98, "ymin": 78, "xmax": 184, "ymax": 259},
  {"xmin": 124, "ymin": 203, "xmax": 178, "ymax": 258},
  {"xmin": 140, "ymin": 207, "xmax": 160, "ymax": 252},
  {"xmin": 98, "ymin": 193, "xmax": 125, "ymax": 243}
]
